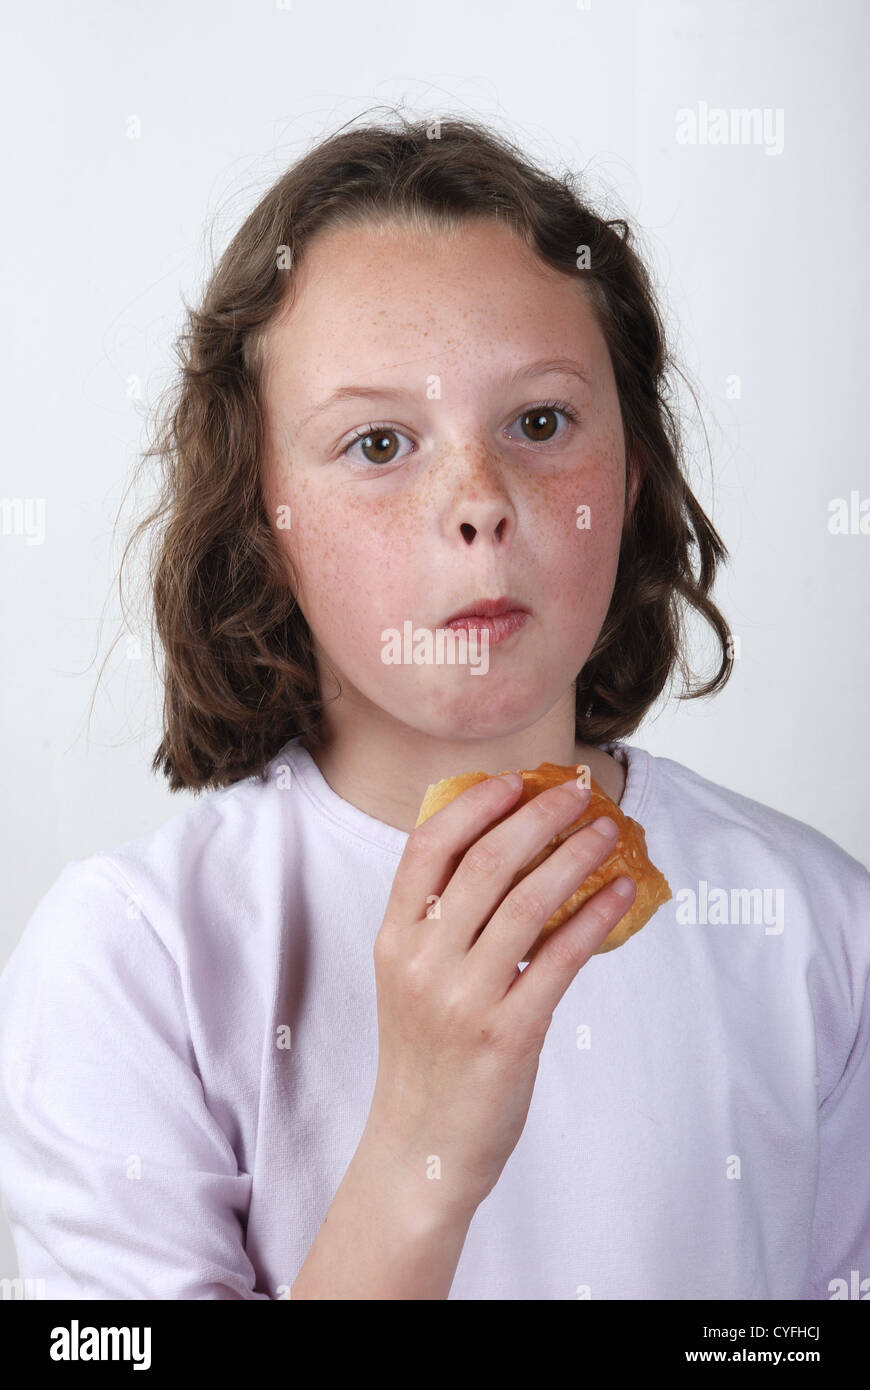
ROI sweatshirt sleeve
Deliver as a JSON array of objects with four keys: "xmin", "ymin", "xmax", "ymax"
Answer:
[
  {"xmin": 799, "ymin": 861, "xmax": 870, "ymax": 1301},
  {"xmin": 0, "ymin": 856, "xmax": 272, "ymax": 1300}
]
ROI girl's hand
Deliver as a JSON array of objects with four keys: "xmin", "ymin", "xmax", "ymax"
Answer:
[{"xmin": 363, "ymin": 772, "xmax": 637, "ymax": 1223}]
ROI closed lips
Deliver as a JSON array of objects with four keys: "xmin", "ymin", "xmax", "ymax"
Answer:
[{"xmin": 442, "ymin": 596, "xmax": 530, "ymax": 624}]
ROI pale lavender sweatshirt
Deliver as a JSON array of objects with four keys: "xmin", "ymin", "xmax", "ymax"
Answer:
[{"xmin": 0, "ymin": 736, "xmax": 868, "ymax": 1300}]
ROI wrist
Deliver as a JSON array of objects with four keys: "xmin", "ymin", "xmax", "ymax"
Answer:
[{"xmin": 353, "ymin": 1122, "xmax": 479, "ymax": 1238}]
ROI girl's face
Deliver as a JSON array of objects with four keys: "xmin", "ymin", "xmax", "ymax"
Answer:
[{"xmin": 260, "ymin": 218, "xmax": 634, "ymax": 746}]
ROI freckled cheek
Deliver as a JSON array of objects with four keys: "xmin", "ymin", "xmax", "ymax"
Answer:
[
  {"xmin": 280, "ymin": 498, "xmax": 400, "ymax": 636},
  {"xmin": 539, "ymin": 470, "xmax": 624, "ymax": 616},
  {"xmin": 266, "ymin": 482, "xmax": 344, "ymax": 618}
]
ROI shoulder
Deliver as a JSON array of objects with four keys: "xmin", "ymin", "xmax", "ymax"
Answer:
[
  {"xmin": 628, "ymin": 744, "xmax": 870, "ymax": 970},
  {"xmin": 93, "ymin": 754, "xmax": 294, "ymax": 946},
  {"xmin": 644, "ymin": 746, "xmax": 868, "ymax": 886},
  {"xmin": 0, "ymin": 762, "xmax": 289, "ymax": 1104},
  {"xmin": 4, "ymin": 750, "xmax": 295, "ymax": 987},
  {"xmin": 0, "ymin": 852, "xmax": 187, "ymax": 1025},
  {"xmin": 628, "ymin": 746, "xmax": 870, "ymax": 1056}
]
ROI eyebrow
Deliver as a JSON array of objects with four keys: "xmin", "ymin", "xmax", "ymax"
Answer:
[{"xmin": 295, "ymin": 356, "xmax": 592, "ymax": 435}]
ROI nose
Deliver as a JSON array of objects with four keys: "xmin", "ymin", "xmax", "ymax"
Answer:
[
  {"xmin": 443, "ymin": 448, "xmax": 514, "ymax": 545},
  {"xmin": 459, "ymin": 515, "xmax": 508, "ymax": 544}
]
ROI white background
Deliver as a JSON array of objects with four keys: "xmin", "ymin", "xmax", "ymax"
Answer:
[{"xmin": 1, "ymin": 0, "xmax": 867, "ymax": 1284}]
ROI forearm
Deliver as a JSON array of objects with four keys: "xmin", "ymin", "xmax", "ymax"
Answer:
[{"xmin": 290, "ymin": 1132, "xmax": 475, "ymax": 1300}]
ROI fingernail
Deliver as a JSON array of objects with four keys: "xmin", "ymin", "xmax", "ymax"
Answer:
[
  {"xmin": 591, "ymin": 815, "xmax": 618, "ymax": 838},
  {"xmin": 612, "ymin": 875, "xmax": 636, "ymax": 898},
  {"xmin": 499, "ymin": 772, "xmax": 523, "ymax": 789}
]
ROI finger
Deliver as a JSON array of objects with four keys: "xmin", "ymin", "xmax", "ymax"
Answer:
[
  {"xmin": 500, "ymin": 876, "xmax": 638, "ymax": 1028},
  {"xmin": 464, "ymin": 814, "xmax": 622, "ymax": 996},
  {"xmin": 430, "ymin": 780, "xmax": 593, "ymax": 956},
  {"xmin": 382, "ymin": 773, "xmax": 524, "ymax": 936}
]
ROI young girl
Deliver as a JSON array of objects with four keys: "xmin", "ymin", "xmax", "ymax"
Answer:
[{"xmin": 1, "ymin": 115, "xmax": 867, "ymax": 1301}]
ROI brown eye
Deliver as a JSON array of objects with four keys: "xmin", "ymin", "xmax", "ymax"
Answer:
[
  {"xmin": 521, "ymin": 408, "xmax": 559, "ymax": 442},
  {"xmin": 340, "ymin": 422, "xmax": 411, "ymax": 467},
  {"xmin": 507, "ymin": 401, "xmax": 578, "ymax": 446},
  {"xmin": 342, "ymin": 426, "xmax": 410, "ymax": 466},
  {"xmin": 359, "ymin": 430, "xmax": 400, "ymax": 464}
]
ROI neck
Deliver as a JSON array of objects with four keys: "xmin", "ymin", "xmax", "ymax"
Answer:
[{"xmin": 300, "ymin": 692, "xmax": 626, "ymax": 834}]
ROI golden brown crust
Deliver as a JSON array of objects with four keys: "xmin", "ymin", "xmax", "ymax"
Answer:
[{"xmin": 415, "ymin": 761, "xmax": 672, "ymax": 963}]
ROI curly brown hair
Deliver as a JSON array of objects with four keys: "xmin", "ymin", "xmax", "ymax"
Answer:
[{"xmin": 107, "ymin": 109, "xmax": 733, "ymax": 794}]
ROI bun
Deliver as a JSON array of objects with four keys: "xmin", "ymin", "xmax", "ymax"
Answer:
[{"xmin": 415, "ymin": 761, "xmax": 671, "ymax": 963}]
